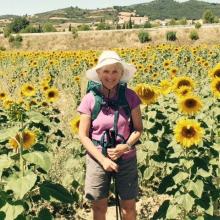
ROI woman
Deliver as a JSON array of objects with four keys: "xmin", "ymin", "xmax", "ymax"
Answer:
[{"xmin": 77, "ymin": 50, "xmax": 143, "ymax": 220}]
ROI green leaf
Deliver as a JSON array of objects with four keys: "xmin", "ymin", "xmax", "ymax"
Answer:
[
  {"xmin": 173, "ymin": 172, "xmax": 189, "ymax": 184},
  {"xmin": 5, "ymin": 172, "xmax": 37, "ymax": 199},
  {"xmin": 143, "ymin": 167, "xmax": 155, "ymax": 180},
  {"xmin": 187, "ymin": 180, "xmax": 204, "ymax": 198},
  {"xmin": 137, "ymin": 149, "xmax": 148, "ymax": 164},
  {"xmin": 23, "ymin": 151, "xmax": 52, "ymax": 172},
  {"xmin": 212, "ymin": 143, "xmax": 220, "ymax": 152},
  {"xmin": 40, "ymin": 181, "xmax": 74, "ymax": 203},
  {"xmin": 38, "ymin": 208, "xmax": 52, "ymax": 220},
  {"xmin": 26, "ymin": 111, "xmax": 50, "ymax": 125},
  {"xmin": 0, "ymin": 126, "xmax": 19, "ymax": 142},
  {"xmin": 176, "ymin": 193, "xmax": 195, "ymax": 212},
  {"xmin": 204, "ymin": 202, "xmax": 213, "ymax": 215},
  {"xmin": 166, "ymin": 204, "xmax": 181, "ymax": 219},
  {"xmin": 0, "ymin": 155, "xmax": 14, "ymax": 171},
  {"xmin": 0, "ymin": 203, "xmax": 24, "ymax": 220},
  {"xmin": 197, "ymin": 169, "xmax": 211, "ymax": 178},
  {"xmin": 147, "ymin": 110, "xmax": 157, "ymax": 119}
]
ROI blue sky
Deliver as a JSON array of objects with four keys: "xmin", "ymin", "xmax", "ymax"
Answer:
[{"xmin": 0, "ymin": 0, "xmax": 219, "ymax": 16}]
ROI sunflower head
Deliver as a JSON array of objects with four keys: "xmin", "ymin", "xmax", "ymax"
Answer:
[
  {"xmin": 176, "ymin": 86, "xmax": 193, "ymax": 97},
  {"xmin": 178, "ymin": 95, "xmax": 203, "ymax": 115},
  {"xmin": 45, "ymin": 87, "xmax": 59, "ymax": 103},
  {"xmin": 21, "ymin": 84, "xmax": 36, "ymax": 97},
  {"xmin": 174, "ymin": 118, "xmax": 204, "ymax": 148},
  {"xmin": 70, "ymin": 116, "xmax": 80, "ymax": 135},
  {"xmin": 134, "ymin": 83, "xmax": 159, "ymax": 105},
  {"xmin": 9, "ymin": 130, "xmax": 36, "ymax": 150},
  {"xmin": 160, "ymin": 80, "xmax": 172, "ymax": 95},
  {"xmin": 3, "ymin": 98, "xmax": 14, "ymax": 109},
  {"xmin": 173, "ymin": 76, "xmax": 195, "ymax": 91},
  {"xmin": 0, "ymin": 92, "xmax": 7, "ymax": 100},
  {"xmin": 209, "ymin": 63, "xmax": 220, "ymax": 79},
  {"xmin": 211, "ymin": 78, "xmax": 220, "ymax": 98}
]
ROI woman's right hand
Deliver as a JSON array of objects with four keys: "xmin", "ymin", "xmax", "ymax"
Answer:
[{"xmin": 101, "ymin": 157, "xmax": 118, "ymax": 172}]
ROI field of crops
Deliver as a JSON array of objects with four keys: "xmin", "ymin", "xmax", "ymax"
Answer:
[{"xmin": 0, "ymin": 44, "xmax": 220, "ymax": 219}]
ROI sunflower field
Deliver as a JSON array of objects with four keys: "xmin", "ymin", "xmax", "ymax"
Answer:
[{"xmin": 0, "ymin": 44, "xmax": 220, "ymax": 219}]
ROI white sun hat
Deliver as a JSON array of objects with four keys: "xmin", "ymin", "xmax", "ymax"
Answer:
[{"xmin": 86, "ymin": 50, "xmax": 136, "ymax": 83}]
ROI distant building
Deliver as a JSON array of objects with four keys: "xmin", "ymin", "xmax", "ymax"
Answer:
[{"xmin": 118, "ymin": 11, "xmax": 148, "ymax": 25}]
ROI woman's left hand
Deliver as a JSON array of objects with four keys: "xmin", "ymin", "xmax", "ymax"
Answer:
[{"xmin": 107, "ymin": 144, "xmax": 127, "ymax": 161}]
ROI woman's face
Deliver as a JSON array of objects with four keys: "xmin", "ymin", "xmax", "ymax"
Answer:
[{"xmin": 97, "ymin": 63, "xmax": 123, "ymax": 90}]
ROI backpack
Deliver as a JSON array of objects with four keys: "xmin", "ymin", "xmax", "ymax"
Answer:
[{"xmin": 86, "ymin": 80, "xmax": 133, "ymax": 156}]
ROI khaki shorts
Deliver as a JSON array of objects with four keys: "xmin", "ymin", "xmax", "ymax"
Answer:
[{"xmin": 85, "ymin": 154, "xmax": 138, "ymax": 201}]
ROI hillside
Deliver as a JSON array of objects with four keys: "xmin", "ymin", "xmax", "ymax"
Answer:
[
  {"xmin": 123, "ymin": 0, "xmax": 220, "ymax": 19},
  {"xmin": 1, "ymin": 0, "xmax": 220, "ymax": 26},
  {"xmin": 31, "ymin": 0, "xmax": 220, "ymax": 23}
]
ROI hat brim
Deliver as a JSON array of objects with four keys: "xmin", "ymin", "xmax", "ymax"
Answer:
[{"xmin": 86, "ymin": 60, "xmax": 136, "ymax": 83}]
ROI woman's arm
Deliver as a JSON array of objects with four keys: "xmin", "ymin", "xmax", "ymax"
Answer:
[
  {"xmin": 78, "ymin": 113, "xmax": 118, "ymax": 172},
  {"xmin": 107, "ymin": 105, "xmax": 143, "ymax": 160},
  {"xmin": 126, "ymin": 104, "xmax": 143, "ymax": 148}
]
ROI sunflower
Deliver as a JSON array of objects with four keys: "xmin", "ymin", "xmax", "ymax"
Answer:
[
  {"xmin": 41, "ymin": 82, "xmax": 49, "ymax": 92},
  {"xmin": 134, "ymin": 83, "xmax": 159, "ymax": 105},
  {"xmin": 73, "ymin": 75, "xmax": 80, "ymax": 83},
  {"xmin": 45, "ymin": 87, "xmax": 59, "ymax": 103},
  {"xmin": 70, "ymin": 115, "xmax": 80, "ymax": 135},
  {"xmin": 173, "ymin": 76, "xmax": 195, "ymax": 91},
  {"xmin": 169, "ymin": 67, "xmax": 178, "ymax": 78},
  {"xmin": 0, "ymin": 92, "xmax": 7, "ymax": 100},
  {"xmin": 178, "ymin": 95, "xmax": 203, "ymax": 115},
  {"xmin": 3, "ymin": 98, "xmax": 14, "ymax": 109},
  {"xmin": 151, "ymin": 72, "xmax": 159, "ymax": 80},
  {"xmin": 21, "ymin": 84, "xmax": 36, "ymax": 97},
  {"xmin": 176, "ymin": 86, "xmax": 193, "ymax": 97},
  {"xmin": 9, "ymin": 130, "xmax": 36, "ymax": 150},
  {"xmin": 163, "ymin": 60, "xmax": 172, "ymax": 69},
  {"xmin": 174, "ymin": 119, "xmax": 204, "ymax": 148},
  {"xmin": 209, "ymin": 63, "xmax": 220, "ymax": 79},
  {"xmin": 160, "ymin": 79, "xmax": 172, "ymax": 95},
  {"xmin": 211, "ymin": 78, "xmax": 220, "ymax": 98}
]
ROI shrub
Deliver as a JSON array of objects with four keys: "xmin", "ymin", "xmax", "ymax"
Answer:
[
  {"xmin": 15, "ymin": 35, "xmax": 23, "ymax": 42},
  {"xmin": 195, "ymin": 22, "xmax": 202, "ymax": 29},
  {"xmin": 3, "ymin": 27, "xmax": 11, "ymax": 38},
  {"xmin": 144, "ymin": 21, "xmax": 152, "ymax": 28},
  {"xmin": 138, "ymin": 31, "xmax": 151, "ymax": 43},
  {"xmin": 8, "ymin": 16, "xmax": 29, "ymax": 33},
  {"xmin": 8, "ymin": 35, "xmax": 15, "ymax": 43},
  {"xmin": 8, "ymin": 34, "xmax": 23, "ymax": 48},
  {"xmin": 0, "ymin": 46, "xmax": 6, "ymax": 51},
  {"xmin": 21, "ymin": 25, "xmax": 39, "ymax": 33},
  {"xmin": 42, "ymin": 23, "xmax": 56, "ymax": 32},
  {"xmin": 166, "ymin": 31, "xmax": 177, "ymax": 41},
  {"xmin": 72, "ymin": 28, "xmax": 78, "ymax": 39},
  {"xmin": 189, "ymin": 30, "xmax": 199, "ymax": 40},
  {"xmin": 96, "ymin": 22, "xmax": 111, "ymax": 30},
  {"xmin": 77, "ymin": 24, "xmax": 90, "ymax": 31}
]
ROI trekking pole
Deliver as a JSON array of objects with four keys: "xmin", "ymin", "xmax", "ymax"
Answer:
[
  {"xmin": 114, "ymin": 175, "xmax": 122, "ymax": 220},
  {"xmin": 109, "ymin": 130, "xmax": 122, "ymax": 220}
]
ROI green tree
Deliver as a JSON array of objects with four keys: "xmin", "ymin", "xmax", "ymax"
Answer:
[
  {"xmin": 7, "ymin": 16, "xmax": 29, "ymax": 33},
  {"xmin": 203, "ymin": 9, "xmax": 215, "ymax": 23},
  {"xmin": 42, "ymin": 23, "xmax": 56, "ymax": 32},
  {"xmin": 144, "ymin": 21, "xmax": 152, "ymax": 28},
  {"xmin": 138, "ymin": 31, "xmax": 151, "ymax": 43},
  {"xmin": 128, "ymin": 17, "xmax": 133, "ymax": 29},
  {"xmin": 179, "ymin": 17, "xmax": 187, "ymax": 25},
  {"xmin": 68, "ymin": 24, "xmax": 72, "ymax": 32}
]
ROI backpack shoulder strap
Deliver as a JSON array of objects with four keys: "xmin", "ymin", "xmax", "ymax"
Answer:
[
  {"xmin": 118, "ymin": 83, "xmax": 131, "ymax": 118},
  {"xmin": 86, "ymin": 81, "xmax": 103, "ymax": 120}
]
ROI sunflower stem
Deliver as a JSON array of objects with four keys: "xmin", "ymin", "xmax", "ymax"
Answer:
[{"xmin": 19, "ymin": 117, "xmax": 25, "ymax": 177}]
